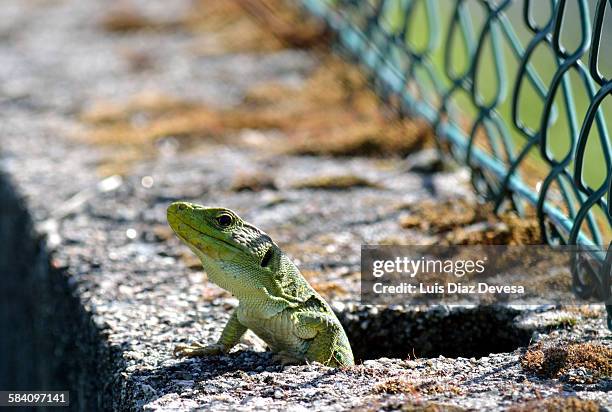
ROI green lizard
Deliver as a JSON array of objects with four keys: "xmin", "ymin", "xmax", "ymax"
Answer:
[{"xmin": 167, "ymin": 201, "xmax": 354, "ymax": 367}]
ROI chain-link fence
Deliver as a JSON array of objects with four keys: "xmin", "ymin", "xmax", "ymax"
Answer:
[{"xmin": 300, "ymin": 0, "xmax": 612, "ymax": 327}]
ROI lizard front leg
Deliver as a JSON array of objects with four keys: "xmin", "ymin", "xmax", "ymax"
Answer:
[{"xmin": 174, "ymin": 309, "xmax": 247, "ymax": 358}]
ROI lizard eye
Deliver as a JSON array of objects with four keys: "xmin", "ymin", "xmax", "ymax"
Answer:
[{"xmin": 215, "ymin": 213, "xmax": 233, "ymax": 228}]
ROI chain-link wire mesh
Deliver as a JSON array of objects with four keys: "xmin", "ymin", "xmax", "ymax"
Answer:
[{"xmin": 300, "ymin": 0, "xmax": 612, "ymax": 327}]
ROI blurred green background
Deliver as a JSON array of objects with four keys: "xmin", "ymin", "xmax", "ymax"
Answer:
[{"xmin": 376, "ymin": 0, "xmax": 611, "ymax": 190}]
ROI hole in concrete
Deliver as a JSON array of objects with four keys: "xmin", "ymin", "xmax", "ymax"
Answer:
[{"xmin": 336, "ymin": 305, "xmax": 533, "ymax": 361}]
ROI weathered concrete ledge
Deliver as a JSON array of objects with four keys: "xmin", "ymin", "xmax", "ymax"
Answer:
[
  {"xmin": 0, "ymin": 171, "xmax": 126, "ymax": 409},
  {"xmin": 0, "ymin": 0, "xmax": 610, "ymax": 411}
]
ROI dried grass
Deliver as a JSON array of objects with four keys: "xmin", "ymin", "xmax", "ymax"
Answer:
[
  {"xmin": 508, "ymin": 397, "xmax": 601, "ymax": 412},
  {"xmin": 399, "ymin": 199, "xmax": 542, "ymax": 245},
  {"xmin": 79, "ymin": 55, "xmax": 432, "ymax": 175},
  {"xmin": 521, "ymin": 342, "xmax": 612, "ymax": 382}
]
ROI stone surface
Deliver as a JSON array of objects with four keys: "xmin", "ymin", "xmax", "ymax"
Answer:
[{"xmin": 0, "ymin": 0, "xmax": 609, "ymax": 411}]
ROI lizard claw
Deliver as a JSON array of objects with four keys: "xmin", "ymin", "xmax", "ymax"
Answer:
[{"xmin": 173, "ymin": 343, "xmax": 225, "ymax": 358}]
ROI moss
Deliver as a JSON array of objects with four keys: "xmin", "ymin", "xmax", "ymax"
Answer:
[
  {"xmin": 100, "ymin": 0, "xmax": 325, "ymax": 52},
  {"xmin": 401, "ymin": 402, "xmax": 467, "ymax": 412},
  {"xmin": 551, "ymin": 316, "xmax": 579, "ymax": 329},
  {"xmin": 521, "ymin": 342, "xmax": 612, "ymax": 382},
  {"xmin": 231, "ymin": 172, "xmax": 277, "ymax": 192},
  {"xmin": 518, "ymin": 261, "xmax": 573, "ymax": 295},
  {"xmin": 373, "ymin": 376, "xmax": 463, "ymax": 398},
  {"xmin": 415, "ymin": 380, "xmax": 463, "ymax": 396},
  {"xmin": 399, "ymin": 199, "xmax": 541, "ymax": 245},
  {"xmin": 399, "ymin": 199, "xmax": 488, "ymax": 234},
  {"xmin": 372, "ymin": 377, "xmax": 416, "ymax": 395},
  {"xmin": 275, "ymin": 57, "xmax": 433, "ymax": 157},
  {"xmin": 448, "ymin": 210, "xmax": 541, "ymax": 246},
  {"xmin": 80, "ymin": 36, "xmax": 436, "ymax": 176},
  {"xmin": 352, "ymin": 400, "xmax": 466, "ymax": 412},
  {"xmin": 507, "ymin": 397, "xmax": 602, "ymax": 412},
  {"xmin": 291, "ymin": 175, "xmax": 380, "ymax": 190},
  {"xmin": 229, "ymin": 0, "xmax": 329, "ymax": 49},
  {"xmin": 100, "ymin": 7, "xmax": 180, "ymax": 33},
  {"xmin": 80, "ymin": 92, "xmax": 196, "ymax": 126},
  {"xmin": 81, "ymin": 101, "xmax": 225, "ymax": 146},
  {"xmin": 309, "ymin": 280, "xmax": 348, "ymax": 299},
  {"xmin": 185, "ymin": 0, "xmax": 285, "ymax": 55},
  {"xmin": 284, "ymin": 119, "xmax": 432, "ymax": 157},
  {"xmin": 80, "ymin": 57, "xmax": 433, "ymax": 176},
  {"xmin": 564, "ymin": 305, "xmax": 604, "ymax": 319},
  {"xmin": 77, "ymin": 92, "xmax": 226, "ymax": 175}
]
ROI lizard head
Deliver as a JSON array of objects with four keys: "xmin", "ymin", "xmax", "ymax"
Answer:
[{"xmin": 167, "ymin": 202, "xmax": 279, "ymax": 290}]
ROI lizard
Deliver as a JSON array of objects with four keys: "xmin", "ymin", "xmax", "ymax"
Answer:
[{"xmin": 166, "ymin": 201, "xmax": 355, "ymax": 367}]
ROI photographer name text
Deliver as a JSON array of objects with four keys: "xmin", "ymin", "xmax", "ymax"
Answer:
[{"xmin": 372, "ymin": 282, "xmax": 525, "ymax": 295}]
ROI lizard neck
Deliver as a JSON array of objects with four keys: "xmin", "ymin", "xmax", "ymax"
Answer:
[
  {"xmin": 194, "ymin": 252, "xmax": 295, "ymax": 318},
  {"xmin": 197, "ymin": 255, "xmax": 265, "ymax": 301}
]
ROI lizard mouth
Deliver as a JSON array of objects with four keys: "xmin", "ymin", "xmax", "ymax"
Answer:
[{"xmin": 171, "ymin": 216, "xmax": 245, "ymax": 256}]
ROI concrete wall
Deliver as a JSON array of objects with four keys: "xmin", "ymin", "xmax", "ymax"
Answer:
[{"xmin": 0, "ymin": 173, "xmax": 121, "ymax": 411}]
